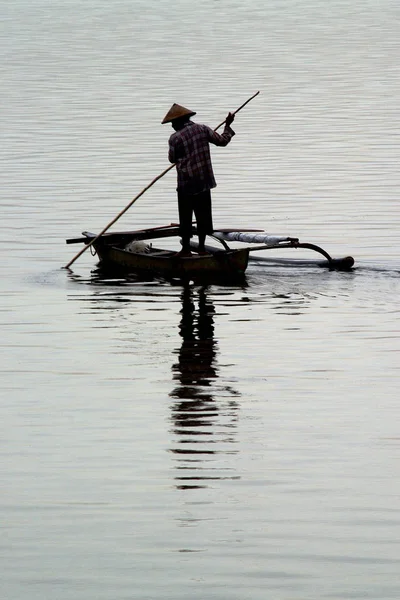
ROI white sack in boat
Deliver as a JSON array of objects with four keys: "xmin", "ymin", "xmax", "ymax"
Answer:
[
  {"xmin": 213, "ymin": 232, "xmax": 292, "ymax": 246},
  {"xmin": 125, "ymin": 241, "xmax": 152, "ymax": 254}
]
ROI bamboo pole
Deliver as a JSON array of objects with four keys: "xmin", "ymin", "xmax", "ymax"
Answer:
[{"xmin": 65, "ymin": 91, "xmax": 260, "ymax": 269}]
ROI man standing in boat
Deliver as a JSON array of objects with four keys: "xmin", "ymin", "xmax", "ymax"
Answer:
[{"xmin": 162, "ymin": 103, "xmax": 235, "ymax": 257}]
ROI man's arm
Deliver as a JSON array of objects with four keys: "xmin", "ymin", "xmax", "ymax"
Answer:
[
  {"xmin": 206, "ymin": 113, "xmax": 236, "ymax": 147},
  {"xmin": 168, "ymin": 134, "xmax": 185, "ymax": 164},
  {"xmin": 168, "ymin": 139, "xmax": 176, "ymax": 164}
]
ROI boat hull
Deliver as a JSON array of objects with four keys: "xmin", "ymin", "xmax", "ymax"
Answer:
[{"xmin": 93, "ymin": 243, "xmax": 249, "ymax": 281}]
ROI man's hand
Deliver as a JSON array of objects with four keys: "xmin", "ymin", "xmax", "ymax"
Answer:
[{"xmin": 225, "ymin": 112, "xmax": 235, "ymax": 127}]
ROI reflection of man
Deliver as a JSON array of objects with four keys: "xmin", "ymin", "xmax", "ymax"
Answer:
[
  {"xmin": 169, "ymin": 286, "xmax": 240, "ymax": 491},
  {"xmin": 171, "ymin": 286, "xmax": 217, "ymax": 393},
  {"xmin": 162, "ymin": 103, "xmax": 235, "ymax": 257}
]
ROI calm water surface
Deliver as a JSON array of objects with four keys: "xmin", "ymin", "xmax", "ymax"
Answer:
[{"xmin": 1, "ymin": 1, "xmax": 400, "ymax": 599}]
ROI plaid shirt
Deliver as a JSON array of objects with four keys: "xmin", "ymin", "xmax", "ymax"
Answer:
[{"xmin": 168, "ymin": 121, "xmax": 235, "ymax": 194}]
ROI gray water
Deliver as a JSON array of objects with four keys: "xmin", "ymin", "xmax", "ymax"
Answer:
[{"xmin": 1, "ymin": 1, "xmax": 400, "ymax": 599}]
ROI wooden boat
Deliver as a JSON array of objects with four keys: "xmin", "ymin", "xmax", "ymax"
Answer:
[
  {"xmin": 66, "ymin": 223, "xmax": 354, "ymax": 280},
  {"xmin": 66, "ymin": 225, "xmax": 250, "ymax": 281}
]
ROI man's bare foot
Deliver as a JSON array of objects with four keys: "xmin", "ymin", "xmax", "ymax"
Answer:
[{"xmin": 175, "ymin": 249, "xmax": 192, "ymax": 258}]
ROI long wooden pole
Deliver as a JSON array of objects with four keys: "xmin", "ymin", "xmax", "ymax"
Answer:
[
  {"xmin": 213, "ymin": 90, "xmax": 260, "ymax": 131},
  {"xmin": 65, "ymin": 90, "xmax": 260, "ymax": 269}
]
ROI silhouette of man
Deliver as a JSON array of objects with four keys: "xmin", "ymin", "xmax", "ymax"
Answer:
[{"xmin": 162, "ymin": 103, "xmax": 235, "ymax": 256}]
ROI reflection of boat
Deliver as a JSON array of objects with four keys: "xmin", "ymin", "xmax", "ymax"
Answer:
[{"xmin": 66, "ymin": 223, "xmax": 355, "ymax": 282}]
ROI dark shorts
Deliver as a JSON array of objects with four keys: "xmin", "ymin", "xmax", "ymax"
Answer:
[{"xmin": 177, "ymin": 189, "xmax": 213, "ymax": 240}]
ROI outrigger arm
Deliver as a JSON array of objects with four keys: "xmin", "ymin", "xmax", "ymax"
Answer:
[{"xmin": 210, "ymin": 232, "xmax": 354, "ymax": 270}]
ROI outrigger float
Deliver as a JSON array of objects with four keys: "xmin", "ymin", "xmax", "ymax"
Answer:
[{"xmin": 66, "ymin": 223, "xmax": 354, "ymax": 281}]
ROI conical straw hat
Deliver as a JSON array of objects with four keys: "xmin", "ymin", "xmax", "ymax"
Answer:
[{"xmin": 161, "ymin": 103, "xmax": 196, "ymax": 124}]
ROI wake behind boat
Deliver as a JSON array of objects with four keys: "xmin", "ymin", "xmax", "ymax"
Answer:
[{"xmin": 66, "ymin": 223, "xmax": 354, "ymax": 281}]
